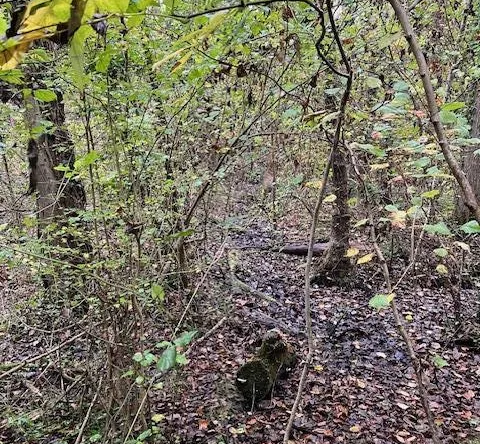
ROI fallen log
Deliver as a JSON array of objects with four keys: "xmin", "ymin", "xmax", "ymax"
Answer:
[
  {"xmin": 277, "ymin": 242, "xmax": 330, "ymax": 256},
  {"xmin": 236, "ymin": 330, "xmax": 296, "ymax": 405},
  {"xmin": 232, "ymin": 242, "xmax": 329, "ymax": 256}
]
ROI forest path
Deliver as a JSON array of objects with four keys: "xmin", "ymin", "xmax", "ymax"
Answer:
[{"xmin": 157, "ymin": 218, "xmax": 480, "ymax": 444}]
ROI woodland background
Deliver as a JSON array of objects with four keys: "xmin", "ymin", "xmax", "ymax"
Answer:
[{"xmin": 1, "ymin": 0, "xmax": 480, "ymax": 443}]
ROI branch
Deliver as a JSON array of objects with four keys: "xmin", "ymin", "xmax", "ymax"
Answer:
[
  {"xmin": 388, "ymin": 0, "xmax": 480, "ymax": 222},
  {"xmin": 170, "ymin": 0, "xmax": 323, "ymax": 20}
]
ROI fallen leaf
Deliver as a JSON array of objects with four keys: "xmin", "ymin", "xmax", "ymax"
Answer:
[{"xmin": 198, "ymin": 419, "xmax": 209, "ymax": 430}]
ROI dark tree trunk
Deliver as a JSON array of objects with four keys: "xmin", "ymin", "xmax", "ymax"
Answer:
[
  {"xmin": 236, "ymin": 330, "xmax": 296, "ymax": 405},
  {"xmin": 322, "ymin": 145, "xmax": 352, "ymax": 279},
  {"xmin": 25, "ymin": 90, "xmax": 87, "ymax": 231},
  {"xmin": 456, "ymin": 82, "xmax": 480, "ymax": 222}
]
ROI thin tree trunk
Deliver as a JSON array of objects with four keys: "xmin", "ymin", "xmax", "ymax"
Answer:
[
  {"xmin": 388, "ymin": 0, "xmax": 480, "ymax": 223},
  {"xmin": 457, "ymin": 82, "xmax": 480, "ymax": 221}
]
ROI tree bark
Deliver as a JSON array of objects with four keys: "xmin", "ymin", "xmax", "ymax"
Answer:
[
  {"xmin": 457, "ymin": 82, "xmax": 480, "ymax": 222},
  {"xmin": 25, "ymin": 88, "xmax": 87, "ymax": 232},
  {"xmin": 322, "ymin": 145, "xmax": 351, "ymax": 278},
  {"xmin": 236, "ymin": 330, "xmax": 296, "ymax": 405}
]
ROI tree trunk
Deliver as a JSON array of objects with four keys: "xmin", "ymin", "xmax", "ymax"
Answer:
[
  {"xmin": 25, "ymin": 89, "xmax": 87, "ymax": 232},
  {"xmin": 236, "ymin": 330, "xmax": 296, "ymax": 405},
  {"xmin": 322, "ymin": 145, "xmax": 351, "ymax": 279},
  {"xmin": 456, "ymin": 81, "xmax": 480, "ymax": 222}
]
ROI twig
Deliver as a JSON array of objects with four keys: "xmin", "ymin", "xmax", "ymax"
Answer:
[{"xmin": 186, "ymin": 316, "xmax": 227, "ymax": 355}]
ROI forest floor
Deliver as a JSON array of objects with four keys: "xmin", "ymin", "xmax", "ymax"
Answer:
[
  {"xmin": 1, "ymin": 196, "xmax": 480, "ymax": 444},
  {"xmin": 154, "ymin": 215, "xmax": 480, "ymax": 444}
]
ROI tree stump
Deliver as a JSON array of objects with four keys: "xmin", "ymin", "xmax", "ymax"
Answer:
[{"xmin": 236, "ymin": 330, "xmax": 296, "ymax": 405}]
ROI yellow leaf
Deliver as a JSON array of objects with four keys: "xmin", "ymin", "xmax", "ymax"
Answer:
[
  {"xmin": 345, "ymin": 247, "xmax": 359, "ymax": 258},
  {"xmin": 454, "ymin": 241, "xmax": 470, "ymax": 252},
  {"xmin": 20, "ymin": 0, "xmax": 72, "ymax": 33},
  {"xmin": 171, "ymin": 50, "xmax": 192, "ymax": 73},
  {"xmin": 357, "ymin": 253, "xmax": 375, "ymax": 264},
  {"xmin": 305, "ymin": 180, "xmax": 322, "ymax": 189},
  {"xmin": 151, "ymin": 413, "xmax": 165, "ymax": 423},
  {"xmin": 350, "ymin": 425, "xmax": 361, "ymax": 433},
  {"xmin": 179, "ymin": 11, "xmax": 228, "ymax": 43},
  {"xmin": 370, "ymin": 163, "xmax": 390, "ymax": 171},
  {"xmin": 436, "ymin": 264, "xmax": 448, "ymax": 275},
  {"xmin": 0, "ymin": 41, "xmax": 30, "ymax": 70},
  {"xmin": 314, "ymin": 365, "xmax": 324, "ymax": 373},
  {"xmin": 152, "ymin": 47, "xmax": 189, "ymax": 70},
  {"xmin": 323, "ymin": 194, "xmax": 337, "ymax": 203}
]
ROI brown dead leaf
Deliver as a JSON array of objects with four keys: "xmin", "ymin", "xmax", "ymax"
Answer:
[{"xmin": 198, "ymin": 419, "xmax": 209, "ymax": 430}]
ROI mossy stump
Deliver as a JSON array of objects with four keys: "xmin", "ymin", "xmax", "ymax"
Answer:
[{"xmin": 236, "ymin": 330, "xmax": 296, "ymax": 405}]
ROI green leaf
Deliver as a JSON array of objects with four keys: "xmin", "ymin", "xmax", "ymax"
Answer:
[
  {"xmin": 174, "ymin": 330, "xmax": 197, "ymax": 347},
  {"xmin": 95, "ymin": 47, "xmax": 114, "ymax": 73},
  {"xmin": 436, "ymin": 264, "xmax": 448, "ymax": 275},
  {"xmin": 354, "ymin": 218, "xmax": 369, "ymax": 228},
  {"xmin": 369, "ymin": 293, "xmax": 394, "ymax": 310},
  {"xmin": 34, "ymin": 89, "xmax": 57, "ymax": 102},
  {"xmin": 0, "ymin": 16, "xmax": 7, "ymax": 37},
  {"xmin": 424, "ymin": 222, "xmax": 452, "ymax": 236},
  {"xmin": 366, "ymin": 76, "xmax": 382, "ymax": 89},
  {"xmin": 432, "ymin": 354, "xmax": 448, "ymax": 368},
  {"xmin": 175, "ymin": 353, "xmax": 188, "ymax": 365},
  {"xmin": 70, "ymin": 25, "xmax": 94, "ymax": 88},
  {"xmin": 323, "ymin": 194, "xmax": 337, "ymax": 203},
  {"xmin": 74, "ymin": 150, "xmax": 100, "ymax": 170},
  {"xmin": 378, "ymin": 31, "xmax": 402, "ymax": 49},
  {"xmin": 421, "ymin": 189, "xmax": 440, "ymax": 199},
  {"xmin": 94, "ymin": 0, "xmax": 129, "ymax": 13},
  {"xmin": 282, "ymin": 107, "xmax": 300, "ymax": 119},
  {"xmin": 157, "ymin": 346, "xmax": 176, "ymax": 372},
  {"xmin": 135, "ymin": 375, "xmax": 144, "ymax": 384},
  {"xmin": 412, "ymin": 157, "xmax": 430, "ymax": 168},
  {"xmin": 137, "ymin": 429, "xmax": 152, "ymax": 441},
  {"xmin": 133, "ymin": 352, "xmax": 143, "ymax": 362},
  {"xmin": 52, "ymin": 0, "xmax": 72, "ymax": 21},
  {"xmin": 433, "ymin": 248, "xmax": 448, "ymax": 258},
  {"xmin": 385, "ymin": 204, "xmax": 399, "ymax": 212},
  {"xmin": 151, "ymin": 413, "xmax": 165, "ymax": 423},
  {"xmin": 357, "ymin": 143, "xmax": 386, "ymax": 158},
  {"xmin": 0, "ymin": 69, "xmax": 24, "ymax": 85},
  {"xmin": 151, "ymin": 283, "xmax": 165, "ymax": 301},
  {"xmin": 441, "ymin": 102, "xmax": 465, "ymax": 111},
  {"xmin": 439, "ymin": 109, "xmax": 457, "ymax": 125},
  {"xmin": 460, "ymin": 220, "xmax": 480, "ymax": 234},
  {"xmin": 392, "ymin": 80, "xmax": 409, "ymax": 92}
]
